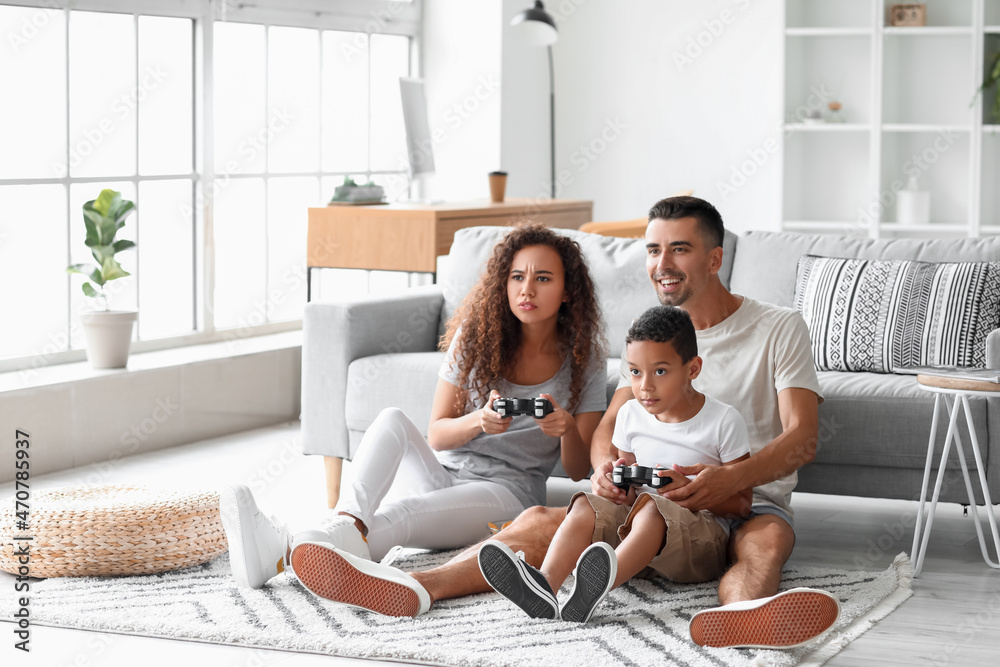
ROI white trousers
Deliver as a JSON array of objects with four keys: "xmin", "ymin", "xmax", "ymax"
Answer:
[{"xmin": 334, "ymin": 407, "xmax": 525, "ymax": 562}]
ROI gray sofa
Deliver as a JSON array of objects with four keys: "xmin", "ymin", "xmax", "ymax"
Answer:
[{"xmin": 302, "ymin": 227, "xmax": 1000, "ymax": 505}]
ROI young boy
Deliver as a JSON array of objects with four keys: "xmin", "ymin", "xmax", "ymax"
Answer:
[{"xmin": 478, "ymin": 305, "xmax": 751, "ymax": 622}]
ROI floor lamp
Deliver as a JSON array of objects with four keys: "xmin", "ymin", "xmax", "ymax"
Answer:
[{"xmin": 511, "ymin": 1, "xmax": 559, "ymax": 199}]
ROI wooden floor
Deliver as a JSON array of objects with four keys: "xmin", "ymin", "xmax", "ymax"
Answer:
[{"xmin": 2, "ymin": 421, "xmax": 998, "ymax": 666}]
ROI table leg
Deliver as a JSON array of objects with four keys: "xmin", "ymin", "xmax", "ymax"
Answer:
[
  {"xmin": 957, "ymin": 394, "xmax": 1000, "ymax": 568},
  {"xmin": 912, "ymin": 393, "xmax": 942, "ymax": 566},
  {"xmin": 947, "ymin": 419, "xmax": 988, "ymax": 560},
  {"xmin": 914, "ymin": 393, "xmax": 962, "ymax": 576}
]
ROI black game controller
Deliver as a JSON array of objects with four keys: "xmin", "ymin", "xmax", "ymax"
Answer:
[
  {"xmin": 492, "ymin": 397, "xmax": 554, "ymax": 419},
  {"xmin": 612, "ymin": 464, "xmax": 672, "ymax": 490}
]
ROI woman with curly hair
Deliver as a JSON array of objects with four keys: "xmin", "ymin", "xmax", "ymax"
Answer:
[{"xmin": 222, "ymin": 224, "xmax": 607, "ymax": 612}]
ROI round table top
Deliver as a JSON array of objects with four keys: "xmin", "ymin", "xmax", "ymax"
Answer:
[{"xmin": 916, "ymin": 373, "xmax": 1000, "ymax": 394}]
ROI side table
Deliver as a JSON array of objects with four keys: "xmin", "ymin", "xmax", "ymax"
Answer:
[
  {"xmin": 911, "ymin": 374, "xmax": 1000, "ymax": 576},
  {"xmin": 306, "ymin": 198, "xmax": 593, "ymax": 301}
]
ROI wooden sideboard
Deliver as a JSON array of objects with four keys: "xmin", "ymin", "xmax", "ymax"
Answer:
[{"xmin": 306, "ymin": 198, "xmax": 593, "ymax": 298}]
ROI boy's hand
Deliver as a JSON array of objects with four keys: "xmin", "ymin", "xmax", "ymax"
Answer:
[
  {"xmin": 535, "ymin": 393, "xmax": 574, "ymax": 437},
  {"xmin": 480, "ymin": 390, "xmax": 513, "ymax": 435},
  {"xmin": 591, "ymin": 457, "xmax": 633, "ymax": 505}
]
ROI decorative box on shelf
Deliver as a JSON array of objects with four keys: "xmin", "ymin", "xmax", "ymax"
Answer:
[
  {"xmin": 889, "ymin": 4, "xmax": 926, "ymax": 27},
  {"xmin": 328, "ymin": 176, "xmax": 386, "ymax": 205}
]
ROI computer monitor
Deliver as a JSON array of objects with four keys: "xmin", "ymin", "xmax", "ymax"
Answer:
[{"xmin": 399, "ymin": 77, "xmax": 436, "ymax": 178}]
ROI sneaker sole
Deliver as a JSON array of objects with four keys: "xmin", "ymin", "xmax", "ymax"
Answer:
[
  {"xmin": 478, "ymin": 543, "xmax": 557, "ymax": 620},
  {"xmin": 689, "ymin": 589, "xmax": 840, "ymax": 649},
  {"xmin": 292, "ymin": 543, "xmax": 421, "ymax": 617},
  {"xmin": 561, "ymin": 543, "xmax": 616, "ymax": 623},
  {"xmin": 219, "ymin": 486, "xmax": 253, "ymax": 588}
]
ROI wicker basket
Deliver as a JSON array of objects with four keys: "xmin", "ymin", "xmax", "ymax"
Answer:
[{"xmin": 0, "ymin": 485, "xmax": 228, "ymax": 577}]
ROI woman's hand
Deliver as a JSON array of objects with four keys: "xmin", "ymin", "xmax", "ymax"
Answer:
[
  {"xmin": 480, "ymin": 389, "xmax": 513, "ymax": 435},
  {"xmin": 535, "ymin": 393, "xmax": 576, "ymax": 438}
]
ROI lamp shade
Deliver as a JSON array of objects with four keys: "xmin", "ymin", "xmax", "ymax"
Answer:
[{"xmin": 511, "ymin": 1, "xmax": 558, "ymax": 46}]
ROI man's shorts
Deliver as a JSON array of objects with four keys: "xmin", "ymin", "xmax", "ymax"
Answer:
[
  {"xmin": 570, "ymin": 491, "xmax": 728, "ymax": 584},
  {"xmin": 728, "ymin": 504, "xmax": 795, "ymax": 535}
]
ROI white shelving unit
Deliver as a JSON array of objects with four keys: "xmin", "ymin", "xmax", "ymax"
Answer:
[
  {"xmin": 883, "ymin": 26, "xmax": 973, "ymax": 34},
  {"xmin": 779, "ymin": 0, "xmax": 1000, "ymax": 238},
  {"xmin": 785, "ymin": 123, "xmax": 871, "ymax": 132}
]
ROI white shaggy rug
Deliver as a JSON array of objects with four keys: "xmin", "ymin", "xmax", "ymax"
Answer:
[{"xmin": 0, "ymin": 550, "xmax": 913, "ymax": 667}]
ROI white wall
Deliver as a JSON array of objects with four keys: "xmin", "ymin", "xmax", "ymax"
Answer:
[
  {"xmin": 420, "ymin": 0, "xmax": 503, "ymax": 202},
  {"xmin": 499, "ymin": 0, "xmax": 555, "ymax": 202},
  {"xmin": 426, "ymin": 0, "xmax": 786, "ymax": 235}
]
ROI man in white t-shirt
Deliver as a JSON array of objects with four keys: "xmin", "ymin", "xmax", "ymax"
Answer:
[
  {"xmin": 590, "ymin": 196, "xmax": 839, "ymax": 647},
  {"xmin": 318, "ymin": 196, "xmax": 840, "ymax": 649}
]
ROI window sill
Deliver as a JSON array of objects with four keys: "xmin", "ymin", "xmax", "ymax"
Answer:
[{"xmin": 0, "ymin": 329, "xmax": 302, "ymax": 394}]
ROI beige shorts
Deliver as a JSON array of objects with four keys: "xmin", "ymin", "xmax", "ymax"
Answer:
[{"xmin": 570, "ymin": 491, "xmax": 728, "ymax": 584}]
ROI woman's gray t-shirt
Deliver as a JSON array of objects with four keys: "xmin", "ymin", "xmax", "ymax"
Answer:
[{"xmin": 435, "ymin": 336, "xmax": 607, "ymax": 508}]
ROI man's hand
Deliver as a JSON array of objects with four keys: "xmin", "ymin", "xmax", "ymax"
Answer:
[
  {"xmin": 662, "ymin": 463, "xmax": 740, "ymax": 510},
  {"xmin": 480, "ymin": 390, "xmax": 513, "ymax": 435},
  {"xmin": 536, "ymin": 393, "xmax": 575, "ymax": 438},
  {"xmin": 591, "ymin": 458, "xmax": 634, "ymax": 505},
  {"xmin": 653, "ymin": 464, "xmax": 691, "ymax": 495}
]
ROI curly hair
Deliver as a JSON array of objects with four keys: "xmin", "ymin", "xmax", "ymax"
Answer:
[
  {"xmin": 442, "ymin": 223, "xmax": 606, "ymax": 414},
  {"xmin": 625, "ymin": 305, "xmax": 698, "ymax": 364}
]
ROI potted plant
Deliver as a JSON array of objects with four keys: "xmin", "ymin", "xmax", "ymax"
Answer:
[
  {"xmin": 974, "ymin": 49, "xmax": 1000, "ymax": 123},
  {"xmin": 67, "ymin": 189, "xmax": 137, "ymax": 369}
]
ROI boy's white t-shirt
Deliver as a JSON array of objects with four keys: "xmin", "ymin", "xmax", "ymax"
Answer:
[
  {"xmin": 612, "ymin": 394, "xmax": 750, "ymax": 531},
  {"xmin": 617, "ymin": 297, "xmax": 823, "ymax": 518}
]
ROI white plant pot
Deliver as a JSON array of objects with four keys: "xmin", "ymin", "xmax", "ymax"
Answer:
[{"xmin": 81, "ymin": 310, "xmax": 137, "ymax": 369}]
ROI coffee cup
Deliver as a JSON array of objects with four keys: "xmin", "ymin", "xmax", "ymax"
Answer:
[{"xmin": 489, "ymin": 171, "xmax": 507, "ymax": 203}]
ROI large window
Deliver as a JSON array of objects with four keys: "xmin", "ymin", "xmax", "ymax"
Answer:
[
  {"xmin": 0, "ymin": 1, "xmax": 416, "ymax": 370},
  {"xmin": 211, "ymin": 22, "xmax": 411, "ymax": 330},
  {"xmin": 0, "ymin": 7, "xmax": 195, "ymax": 358}
]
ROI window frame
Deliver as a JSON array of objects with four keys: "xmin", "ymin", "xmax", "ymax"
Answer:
[{"xmin": 0, "ymin": 0, "xmax": 421, "ymax": 373}]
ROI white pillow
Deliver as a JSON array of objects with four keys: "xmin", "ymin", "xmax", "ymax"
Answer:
[{"xmin": 794, "ymin": 255, "xmax": 1000, "ymax": 373}]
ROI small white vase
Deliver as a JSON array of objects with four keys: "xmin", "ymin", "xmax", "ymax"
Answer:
[
  {"xmin": 81, "ymin": 310, "xmax": 137, "ymax": 369},
  {"xmin": 897, "ymin": 190, "xmax": 930, "ymax": 225}
]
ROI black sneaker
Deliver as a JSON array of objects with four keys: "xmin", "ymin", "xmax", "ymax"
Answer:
[
  {"xmin": 560, "ymin": 542, "xmax": 617, "ymax": 623},
  {"xmin": 478, "ymin": 541, "xmax": 558, "ymax": 619}
]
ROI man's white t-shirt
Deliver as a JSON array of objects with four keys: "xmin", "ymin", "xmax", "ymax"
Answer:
[
  {"xmin": 612, "ymin": 395, "xmax": 750, "ymax": 531},
  {"xmin": 617, "ymin": 296, "xmax": 823, "ymax": 517}
]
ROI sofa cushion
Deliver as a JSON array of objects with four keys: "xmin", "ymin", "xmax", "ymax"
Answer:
[
  {"xmin": 795, "ymin": 255, "xmax": 1000, "ymax": 372},
  {"xmin": 730, "ymin": 230, "xmax": 1000, "ymax": 309},
  {"xmin": 815, "ymin": 370, "xmax": 991, "ymax": 472},
  {"xmin": 818, "ymin": 369, "xmax": 927, "ymax": 400},
  {"xmin": 345, "ymin": 353, "xmax": 445, "ymax": 438},
  {"xmin": 438, "ymin": 226, "xmax": 737, "ymax": 351}
]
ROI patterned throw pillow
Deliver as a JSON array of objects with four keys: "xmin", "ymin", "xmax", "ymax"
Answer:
[{"xmin": 794, "ymin": 255, "xmax": 1000, "ymax": 373}]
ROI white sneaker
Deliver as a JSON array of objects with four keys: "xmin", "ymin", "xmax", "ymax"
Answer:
[
  {"xmin": 290, "ymin": 515, "xmax": 371, "ymax": 561},
  {"xmin": 219, "ymin": 485, "xmax": 290, "ymax": 589},
  {"xmin": 290, "ymin": 542, "xmax": 431, "ymax": 617},
  {"xmin": 689, "ymin": 587, "xmax": 841, "ymax": 649}
]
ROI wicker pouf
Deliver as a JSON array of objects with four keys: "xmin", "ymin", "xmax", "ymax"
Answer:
[{"xmin": 0, "ymin": 485, "xmax": 228, "ymax": 577}]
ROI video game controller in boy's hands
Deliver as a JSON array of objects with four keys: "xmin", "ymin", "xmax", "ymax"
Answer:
[
  {"xmin": 612, "ymin": 464, "xmax": 672, "ymax": 490},
  {"xmin": 491, "ymin": 397, "xmax": 554, "ymax": 419}
]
